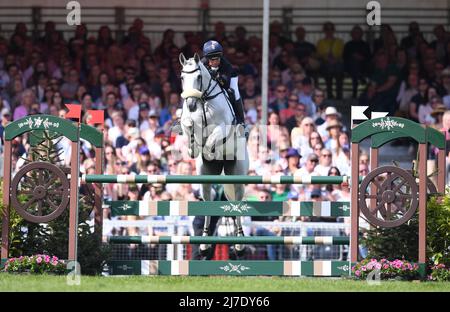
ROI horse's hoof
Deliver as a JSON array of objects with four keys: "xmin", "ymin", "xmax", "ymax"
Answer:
[
  {"xmin": 232, "ymin": 245, "xmax": 247, "ymax": 258},
  {"xmin": 200, "ymin": 245, "xmax": 212, "ymax": 258}
]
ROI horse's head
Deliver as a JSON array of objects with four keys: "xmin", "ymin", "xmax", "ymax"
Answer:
[{"xmin": 179, "ymin": 52, "xmax": 211, "ymax": 112}]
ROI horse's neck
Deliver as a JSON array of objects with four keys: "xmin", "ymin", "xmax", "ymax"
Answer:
[{"xmin": 204, "ymin": 83, "xmax": 232, "ymax": 124}]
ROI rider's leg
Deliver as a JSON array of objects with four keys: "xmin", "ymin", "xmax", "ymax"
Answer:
[{"xmin": 230, "ymin": 76, "xmax": 245, "ymax": 124}]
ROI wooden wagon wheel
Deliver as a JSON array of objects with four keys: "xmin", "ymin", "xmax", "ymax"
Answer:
[
  {"xmin": 358, "ymin": 165, "xmax": 419, "ymax": 228},
  {"xmin": 11, "ymin": 162, "xmax": 70, "ymax": 223}
]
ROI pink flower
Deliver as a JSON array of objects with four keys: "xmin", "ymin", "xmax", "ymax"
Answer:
[
  {"xmin": 36, "ymin": 257, "xmax": 42, "ymax": 264},
  {"xmin": 367, "ymin": 263, "xmax": 373, "ymax": 270},
  {"xmin": 383, "ymin": 264, "xmax": 389, "ymax": 269},
  {"xmin": 355, "ymin": 270, "xmax": 361, "ymax": 277},
  {"xmin": 51, "ymin": 260, "xmax": 58, "ymax": 266},
  {"xmin": 361, "ymin": 266, "xmax": 367, "ymax": 271},
  {"xmin": 52, "ymin": 256, "xmax": 59, "ymax": 261},
  {"xmin": 375, "ymin": 263, "xmax": 382, "ymax": 270}
]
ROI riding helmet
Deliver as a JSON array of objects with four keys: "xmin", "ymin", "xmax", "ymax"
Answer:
[{"xmin": 203, "ymin": 40, "xmax": 223, "ymax": 58}]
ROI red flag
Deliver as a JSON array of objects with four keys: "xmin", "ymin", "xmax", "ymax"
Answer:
[
  {"xmin": 65, "ymin": 104, "xmax": 82, "ymax": 121},
  {"xmin": 86, "ymin": 109, "xmax": 105, "ymax": 127}
]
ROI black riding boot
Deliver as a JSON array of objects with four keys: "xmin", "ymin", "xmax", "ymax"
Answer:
[{"xmin": 232, "ymin": 97, "xmax": 246, "ymax": 124}]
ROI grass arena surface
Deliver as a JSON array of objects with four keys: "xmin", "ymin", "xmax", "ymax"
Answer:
[{"xmin": 1, "ymin": 274, "xmax": 450, "ymax": 292}]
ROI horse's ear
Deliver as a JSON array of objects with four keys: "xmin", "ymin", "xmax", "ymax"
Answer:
[
  {"xmin": 194, "ymin": 53, "xmax": 200, "ymax": 63},
  {"xmin": 179, "ymin": 53, "xmax": 187, "ymax": 66}
]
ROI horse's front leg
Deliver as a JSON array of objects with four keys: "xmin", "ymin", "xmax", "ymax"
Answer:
[
  {"xmin": 233, "ymin": 184, "xmax": 246, "ymax": 254},
  {"xmin": 200, "ymin": 183, "xmax": 213, "ymax": 255},
  {"xmin": 224, "ymin": 183, "xmax": 246, "ymax": 255},
  {"xmin": 203, "ymin": 124, "xmax": 228, "ymax": 161}
]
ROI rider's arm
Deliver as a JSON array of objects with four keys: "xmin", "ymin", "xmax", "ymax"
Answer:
[{"xmin": 218, "ymin": 58, "xmax": 237, "ymax": 90}]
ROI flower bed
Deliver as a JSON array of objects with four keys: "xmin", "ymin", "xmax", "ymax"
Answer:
[
  {"xmin": 352, "ymin": 259, "xmax": 419, "ymax": 280},
  {"xmin": 428, "ymin": 264, "xmax": 450, "ymax": 281},
  {"xmin": 3, "ymin": 255, "xmax": 67, "ymax": 275}
]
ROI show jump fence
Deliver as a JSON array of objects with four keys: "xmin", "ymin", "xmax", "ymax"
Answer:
[{"xmin": 1, "ymin": 115, "xmax": 446, "ymax": 277}]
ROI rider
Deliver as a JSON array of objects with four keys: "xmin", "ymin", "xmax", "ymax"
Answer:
[{"xmin": 201, "ymin": 40, "xmax": 246, "ymax": 133}]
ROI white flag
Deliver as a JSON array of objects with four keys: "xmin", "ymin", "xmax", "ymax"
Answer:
[
  {"xmin": 371, "ymin": 111, "xmax": 389, "ymax": 119},
  {"xmin": 351, "ymin": 106, "xmax": 369, "ymax": 121}
]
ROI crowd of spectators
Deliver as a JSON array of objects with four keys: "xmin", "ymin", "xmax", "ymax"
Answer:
[{"xmin": 1, "ymin": 18, "xmax": 449, "ymax": 260}]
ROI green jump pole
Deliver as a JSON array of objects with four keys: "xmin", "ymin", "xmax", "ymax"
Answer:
[
  {"xmin": 107, "ymin": 236, "xmax": 350, "ymax": 245},
  {"xmin": 83, "ymin": 174, "xmax": 355, "ymax": 185}
]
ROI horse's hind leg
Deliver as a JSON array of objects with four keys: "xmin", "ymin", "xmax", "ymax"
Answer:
[
  {"xmin": 224, "ymin": 184, "xmax": 246, "ymax": 256},
  {"xmin": 198, "ymin": 158, "xmax": 223, "ymax": 256},
  {"xmin": 224, "ymin": 160, "xmax": 248, "ymax": 256}
]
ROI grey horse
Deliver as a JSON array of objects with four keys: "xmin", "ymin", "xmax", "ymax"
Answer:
[{"xmin": 179, "ymin": 52, "xmax": 249, "ymax": 256}]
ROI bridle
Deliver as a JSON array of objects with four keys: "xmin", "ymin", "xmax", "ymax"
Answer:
[{"xmin": 181, "ymin": 64, "xmax": 228, "ymax": 127}]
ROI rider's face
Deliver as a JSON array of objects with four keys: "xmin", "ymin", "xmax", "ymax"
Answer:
[{"xmin": 208, "ymin": 57, "xmax": 221, "ymax": 68}]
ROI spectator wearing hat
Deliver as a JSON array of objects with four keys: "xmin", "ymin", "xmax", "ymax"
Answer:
[
  {"xmin": 430, "ymin": 103, "xmax": 447, "ymax": 130},
  {"xmin": 129, "ymin": 146, "xmax": 151, "ymax": 174},
  {"xmin": 285, "ymin": 147, "xmax": 301, "ymax": 175},
  {"xmin": 310, "ymin": 187, "xmax": 323, "ymax": 201},
  {"xmin": 324, "ymin": 119, "xmax": 343, "ymax": 152},
  {"xmin": 147, "ymin": 128, "xmax": 164, "ymax": 160},
  {"xmin": 295, "ymin": 153, "xmax": 319, "ymax": 177},
  {"xmin": 317, "ymin": 106, "xmax": 340, "ymax": 141},
  {"xmin": 137, "ymin": 101, "xmax": 150, "ymax": 131},
  {"xmin": 142, "ymin": 109, "xmax": 160, "ymax": 146}
]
